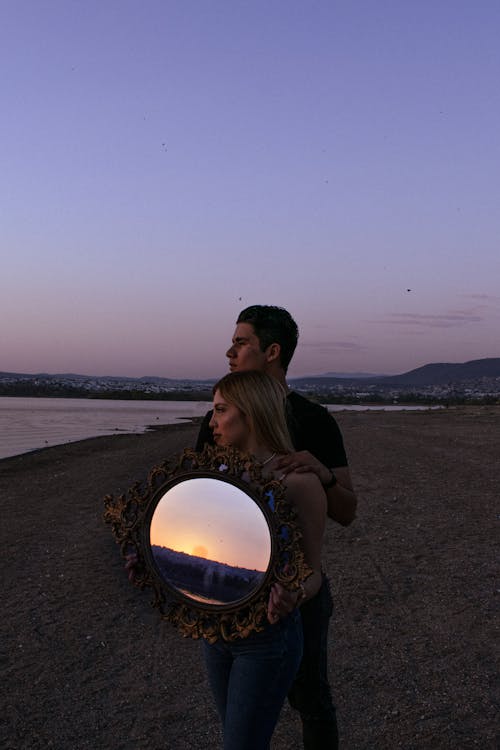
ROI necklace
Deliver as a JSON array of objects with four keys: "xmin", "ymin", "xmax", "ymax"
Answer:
[{"xmin": 260, "ymin": 451, "xmax": 277, "ymax": 467}]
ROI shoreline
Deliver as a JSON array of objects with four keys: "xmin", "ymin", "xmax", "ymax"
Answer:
[
  {"xmin": 0, "ymin": 418, "xmax": 201, "ymax": 467},
  {"xmin": 0, "ymin": 414, "xmax": 206, "ymax": 464},
  {"xmin": 2, "ymin": 407, "xmax": 498, "ymax": 749}
]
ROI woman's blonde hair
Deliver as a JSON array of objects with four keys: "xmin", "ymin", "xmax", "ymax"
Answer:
[{"xmin": 213, "ymin": 371, "xmax": 294, "ymax": 454}]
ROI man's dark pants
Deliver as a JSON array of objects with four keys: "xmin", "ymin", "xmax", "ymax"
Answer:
[{"xmin": 288, "ymin": 575, "xmax": 339, "ymax": 749}]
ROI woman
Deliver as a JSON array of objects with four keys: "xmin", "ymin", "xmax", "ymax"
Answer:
[{"xmin": 205, "ymin": 370, "xmax": 327, "ymax": 750}]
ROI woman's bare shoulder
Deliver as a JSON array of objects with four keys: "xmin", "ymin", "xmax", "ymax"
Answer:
[
  {"xmin": 281, "ymin": 471, "xmax": 327, "ymax": 523},
  {"xmin": 281, "ymin": 470, "xmax": 323, "ymax": 496}
]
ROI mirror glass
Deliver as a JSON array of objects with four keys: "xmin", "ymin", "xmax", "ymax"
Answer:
[{"xmin": 149, "ymin": 477, "xmax": 272, "ymax": 606}]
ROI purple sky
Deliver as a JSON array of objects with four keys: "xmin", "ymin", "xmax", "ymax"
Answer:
[{"xmin": 2, "ymin": 1, "xmax": 499, "ymax": 378}]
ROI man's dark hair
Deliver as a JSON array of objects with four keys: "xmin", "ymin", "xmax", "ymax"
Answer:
[{"xmin": 237, "ymin": 305, "xmax": 299, "ymax": 373}]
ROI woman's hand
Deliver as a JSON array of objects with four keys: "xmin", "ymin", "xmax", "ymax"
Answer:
[
  {"xmin": 267, "ymin": 582, "xmax": 300, "ymax": 624},
  {"xmin": 125, "ymin": 552, "xmax": 139, "ymax": 583}
]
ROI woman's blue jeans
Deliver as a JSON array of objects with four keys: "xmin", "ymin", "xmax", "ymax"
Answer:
[{"xmin": 203, "ymin": 610, "xmax": 303, "ymax": 750}]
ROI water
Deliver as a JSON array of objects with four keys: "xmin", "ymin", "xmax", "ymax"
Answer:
[
  {"xmin": 326, "ymin": 404, "xmax": 441, "ymax": 412},
  {"xmin": 0, "ymin": 396, "xmax": 440, "ymax": 461},
  {"xmin": 0, "ymin": 397, "xmax": 210, "ymax": 460}
]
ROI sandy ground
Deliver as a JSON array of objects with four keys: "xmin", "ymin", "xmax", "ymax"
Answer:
[{"xmin": 1, "ymin": 407, "xmax": 498, "ymax": 750}]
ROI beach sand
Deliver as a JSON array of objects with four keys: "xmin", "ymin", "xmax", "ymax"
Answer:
[{"xmin": 1, "ymin": 407, "xmax": 498, "ymax": 749}]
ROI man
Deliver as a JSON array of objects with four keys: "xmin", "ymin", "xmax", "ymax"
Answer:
[{"xmin": 196, "ymin": 305, "xmax": 357, "ymax": 749}]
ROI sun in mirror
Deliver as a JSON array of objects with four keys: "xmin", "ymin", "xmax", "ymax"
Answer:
[{"xmin": 149, "ymin": 477, "xmax": 272, "ymax": 605}]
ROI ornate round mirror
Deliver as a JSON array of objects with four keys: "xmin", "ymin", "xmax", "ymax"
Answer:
[
  {"xmin": 147, "ymin": 475, "xmax": 272, "ymax": 608},
  {"xmin": 104, "ymin": 445, "xmax": 312, "ymax": 642}
]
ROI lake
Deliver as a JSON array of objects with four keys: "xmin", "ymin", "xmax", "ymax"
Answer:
[
  {"xmin": 0, "ymin": 397, "xmax": 210, "ymax": 460},
  {"xmin": 0, "ymin": 396, "xmax": 440, "ymax": 460}
]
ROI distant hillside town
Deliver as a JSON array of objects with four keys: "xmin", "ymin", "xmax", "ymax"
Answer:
[{"xmin": 1, "ymin": 358, "xmax": 499, "ymax": 405}]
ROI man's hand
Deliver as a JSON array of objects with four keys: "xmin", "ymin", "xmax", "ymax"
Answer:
[{"xmin": 275, "ymin": 450, "xmax": 331, "ymax": 485}]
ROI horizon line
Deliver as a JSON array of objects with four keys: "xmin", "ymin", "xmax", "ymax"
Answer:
[{"xmin": 2, "ymin": 355, "xmax": 499, "ymax": 383}]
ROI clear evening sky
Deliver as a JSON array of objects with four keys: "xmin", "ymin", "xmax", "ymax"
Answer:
[{"xmin": 2, "ymin": 2, "xmax": 499, "ymax": 379}]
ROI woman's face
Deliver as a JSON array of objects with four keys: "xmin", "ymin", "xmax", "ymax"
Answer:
[{"xmin": 209, "ymin": 390, "xmax": 249, "ymax": 450}]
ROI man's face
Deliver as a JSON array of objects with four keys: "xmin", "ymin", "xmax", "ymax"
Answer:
[{"xmin": 225, "ymin": 322, "xmax": 269, "ymax": 373}]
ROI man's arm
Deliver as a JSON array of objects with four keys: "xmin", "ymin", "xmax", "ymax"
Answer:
[
  {"xmin": 324, "ymin": 465, "xmax": 357, "ymax": 526},
  {"xmin": 275, "ymin": 452, "xmax": 357, "ymax": 526}
]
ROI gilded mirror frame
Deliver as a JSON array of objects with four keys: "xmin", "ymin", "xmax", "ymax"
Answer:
[{"xmin": 104, "ymin": 445, "xmax": 312, "ymax": 643}]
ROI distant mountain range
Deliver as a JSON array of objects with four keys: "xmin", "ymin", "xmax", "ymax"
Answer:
[
  {"xmin": 1, "ymin": 357, "xmax": 499, "ymax": 389},
  {"xmin": 292, "ymin": 358, "xmax": 500, "ymax": 388},
  {"xmin": 316, "ymin": 371, "xmax": 382, "ymax": 379}
]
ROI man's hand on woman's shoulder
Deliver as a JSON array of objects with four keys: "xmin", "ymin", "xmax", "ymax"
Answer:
[{"xmin": 275, "ymin": 450, "xmax": 331, "ymax": 485}]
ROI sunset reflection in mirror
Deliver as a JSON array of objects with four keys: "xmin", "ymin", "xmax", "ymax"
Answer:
[{"xmin": 150, "ymin": 478, "xmax": 271, "ymax": 572}]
